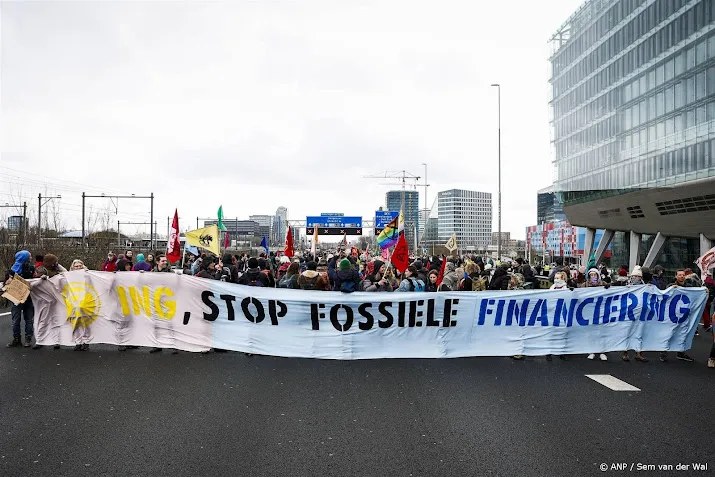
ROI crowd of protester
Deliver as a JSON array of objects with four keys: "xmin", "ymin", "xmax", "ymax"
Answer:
[{"xmin": 3, "ymin": 248, "xmax": 714, "ymax": 367}]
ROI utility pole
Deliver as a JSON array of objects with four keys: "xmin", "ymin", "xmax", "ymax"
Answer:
[
  {"xmin": 38, "ymin": 193, "xmax": 61, "ymax": 247},
  {"xmin": 491, "ymin": 84, "xmax": 502, "ymax": 261},
  {"xmin": 82, "ymin": 192, "xmax": 153, "ymax": 249}
]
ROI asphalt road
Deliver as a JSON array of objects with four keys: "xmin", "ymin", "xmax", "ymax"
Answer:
[{"xmin": 0, "ymin": 306, "xmax": 713, "ymax": 477}]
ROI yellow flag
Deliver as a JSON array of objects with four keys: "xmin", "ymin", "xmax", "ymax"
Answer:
[{"xmin": 185, "ymin": 225, "xmax": 220, "ymax": 256}]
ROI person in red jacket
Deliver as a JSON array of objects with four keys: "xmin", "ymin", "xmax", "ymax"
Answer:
[{"xmin": 102, "ymin": 251, "xmax": 117, "ymax": 272}]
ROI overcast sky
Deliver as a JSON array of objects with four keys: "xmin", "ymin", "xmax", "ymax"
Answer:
[{"xmin": 1, "ymin": 0, "xmax": 581, "ymax": 241}]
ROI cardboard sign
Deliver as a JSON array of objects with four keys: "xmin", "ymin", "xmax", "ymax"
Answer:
[{"xmin": 1, "ymin": 274, "xmax": 31, "ymax": 305}]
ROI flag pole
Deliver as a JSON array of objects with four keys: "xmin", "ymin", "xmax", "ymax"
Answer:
[{"xmin": 180, "ymin": 241, "xmax": 187, "ymax": 270}]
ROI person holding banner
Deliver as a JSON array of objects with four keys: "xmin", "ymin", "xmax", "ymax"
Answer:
[{"xmin": 582, "ymin": 268, "xmax": 609, "ymax": 361}]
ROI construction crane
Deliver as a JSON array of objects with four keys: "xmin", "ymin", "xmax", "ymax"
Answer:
[{"xmin": 363, "ymin": 170, "xmax": 430, "ymax": 253}]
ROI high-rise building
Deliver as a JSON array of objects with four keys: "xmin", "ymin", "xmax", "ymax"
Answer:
[
  {"xmin": 536, "ymin": 186, "xmax": 566, "ymax": 224},
  {"xmin": 273, "ymin": 207, "xmax": 288, "ymax": 245},
  {"xmin": 249, "ymin": 215, "xmax": 273, "ymax": 242},
  {"xmin": 204, "ymin": 219, "xmax": 259, "ymax": 237},
  {"xmin": 437, "ymin": 189, "xmax": 492, "ymax": 249},
  {"xmin": 550, "ymin": 0, "xmax": 715, "ymax": 269},
  {"xmin": 386, "ymin": 190, "xmax": 419, "ymax": 249}
]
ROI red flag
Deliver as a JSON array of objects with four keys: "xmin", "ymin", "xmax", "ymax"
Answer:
[
  {"xmin": 390, "ymin": 234, "xmax": 409, "ymax": 273},
  {"xmin": 167, "ymin": 209, "xmax": 181, "ymax": 263},
  {"xmin": 223, "ymin": 231, "xmax": 230, "ymax": 249},
  {"xmin": 436, "ymin": 257, "xmax": 447, "ymax": 287},
  {"xmin": 284, "ymin": 226, "xmax": 294, "ymax": 258}
]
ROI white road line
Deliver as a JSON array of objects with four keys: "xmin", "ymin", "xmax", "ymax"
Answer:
[
  {"xmin": 0, "ymin": 312, "xmax": 11, "ymax": 317},
  {"xmin": 586, "ymin": 374, "xmax": 641, "ymax": 391}
]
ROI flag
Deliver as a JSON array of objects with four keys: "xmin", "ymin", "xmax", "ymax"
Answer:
[
  {"xmin": 167, "ymin": 209, "xmax": 181, "ymax": 263},
  {"xmin": 436, "ymin": 257, "xmax": 447, "ymax": 287},
  {"xmin": 337, "ymin": 233, "xmax": 347, "ymax": 254},
  {"xmin": 391, "ymin": 234, "xmax": 409, "ymax": 273},
  {"xmin": 284, "ymin": 226, "xmax": 294, "ymax": 258},
  {"xmin": 445, "ymin": 233, "xmax": 458, "ymax": 252},
  {"xmin": 397, "ymin": 209, "xmax": 405, "ymax": 235},
  {"xmin": 377, "ymin": 214, "xmax": 400, "ymax": 249},
  {"xmin": 186, "ymin": 245, "xmax": 200, "ymax": 256},
  {"xmin": 261, "ymin": 236, "xmax": 269, "ymax": 256},
  {"xmin": 586, "ymin": 252, "xmax": 596, "ymax": 271},
  {"xmin": 381, "ymin": 247, "xmax": 389, "ymax": 260},
  {"xmin": 217, "ymin": 205, "xmax": 227, "ymax": 231},
  {"xmin": 311, "ymin": 226, "xmax": 318, "ymax": 258},
  {"xmin": 185, "ymin": 225, "xmax": 220, "ymax": 256},
  {"xmin": 351, "ymin": 246, "xmax": 359, "ymax": 259},
  {"xmin": 223, "ymin": 231, "xmax": 230, "ymax": 249},
  {"xmin": 696, "ymin": 245, "xmax": 715, "ymax": 272}
]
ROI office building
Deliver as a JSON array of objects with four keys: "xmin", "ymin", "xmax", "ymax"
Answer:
[
  {"xmin": 550, "ymin": 0, "xmax": 715, "ymax": 270},
  {"xmin": 386, "ymin": 190, "xmax": 419, "ymax": 249},
  {"xmin": 249, "ymin": 215, "xmax": 274, "ymax": 242},
  {"xmin": 526, "ymin": 221, "xmax": 612, "ymax": 262},
  {"xmin": 537, "ymin": 186, "xmax": 567, "ymax": 224},
  {"xmin": 204, "ymin": 219, "xmax": 259, "ymax": 237},
  {"xmin": 273, "ymin": 207, "xmax": 288, "ymax": 245},
  {"xmin": 437, "ymin": 189, "xmax": 492, "ymax": 249}
]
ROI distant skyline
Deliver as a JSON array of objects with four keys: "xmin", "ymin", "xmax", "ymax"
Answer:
[{"xmin": 1, "ymin": 0, "xmax": 584, "ymax": 240}]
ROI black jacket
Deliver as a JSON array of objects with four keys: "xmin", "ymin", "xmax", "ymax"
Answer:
[
  {"xmin": 238, "ymin": 268, "xmax": 272, "ymax": 287},
  {"xmin": 489, "ymin": 268, "xmax": 510, "ymax": 290},
  {"xmin": 217, "ymin": 254, "xmax": 239, "ymax": 283}
]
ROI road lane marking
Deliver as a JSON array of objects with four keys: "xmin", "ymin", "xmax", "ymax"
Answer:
[
  {"xmin": 0, "ymin": 312, "xmax": 10, "ymax": 317},
  {"xmin": 586, "ymin": 374, "xmax": 640, "ymax": 391}
]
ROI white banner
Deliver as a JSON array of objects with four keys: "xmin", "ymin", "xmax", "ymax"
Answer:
[{"xmin": 30, "ymin": 271, "xmax": 708, "ymax": 359}]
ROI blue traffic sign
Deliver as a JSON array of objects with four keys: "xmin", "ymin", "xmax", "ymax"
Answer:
[{"xmin": 375, "ymin": 211, "xmax": 398, "ymax": 228}]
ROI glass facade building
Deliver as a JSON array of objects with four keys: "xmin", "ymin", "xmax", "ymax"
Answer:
[
  {"xmin": 537, "ymin": 186, "xmax": 567, "ymax": 224},
  {"xmin": 550, "ymin": 0, "xmax": 715, "ymax": 203},
  {"xmin": 437, "ymin": 189, "xmax": 492, "ymax": 249},
  {"xmin": 386, "ymin": 190, "xmax": 419, "ymax": 249}
]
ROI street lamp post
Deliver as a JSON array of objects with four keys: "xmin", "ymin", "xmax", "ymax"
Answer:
[{"xmin": 491, "ymin": 84, "xmax": 501, "ymax": 261}]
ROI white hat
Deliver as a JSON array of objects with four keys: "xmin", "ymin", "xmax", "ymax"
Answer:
[
  {"xmin": 630, "ymin": 265, "xmax": 642, "ymax": 277},
  {"xmin": 280, "ymin": 255, "xmax": 290, "ymax": 264}
]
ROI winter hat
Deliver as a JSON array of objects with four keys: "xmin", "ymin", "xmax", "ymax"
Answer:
[
  {"xmin": 630, "ymin": 265, "xmax": 642, "ymax": 277},
  {"xmin": 372, "ymin": 260, "xmax": 385, "ymax": 274},
  {"xmin": 136, "ymin": 254, "xmax": 146, "ymax": 263},
  {"xmin": 578, "ymin": 265, "xmax": 586, "ymax": 274},
  {"xmin": 339, "ymin": 259, "xmax": 351, "ymax": 271},
  {"xmin": 588, "ymin": 268, "xmax": 600, "ymax": 277},
  {"xmin": 43, "ymin": 254, "xmax": 59, "ymax": 268},
  {"xmin": 306, "ymin": 261, "xmax": 318, "ymax": 271},
  {"xmin": 280, "ymin": 255, "xmax": 290, "ymax": 264},
  {"xmin": 11, "ymin": 250, "xmax": 30, "ymax": 274},
  {"xmin": 484, "ymin": 263, "xmax": 493, "ymax": 271},
  {"xmin": 247, "ymin": 257, "xmax": 259, "ymax": 269},
  {"xmin": 617, "ymin": 268, "xmax": 627, "ymax": 276}
]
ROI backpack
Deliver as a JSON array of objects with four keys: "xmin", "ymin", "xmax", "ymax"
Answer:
[
  {"xmin": 278, "ymin": 274, "xmax": 296, "ymax": 289},
  {"xmin": 340, "ymin": 280, "xmax": 357, "ymax": 293},
  {"xmin": 301, "ymin": 275, "xmax": 320, "ymax": 291},
  {"xmin": 407, "ymin": 278, "xmax": 425, "ymax": 292},
  {"xmin": 219, "ymin": 266, "xmax": 233, "ymax": 282},
  {"xmin": 247, "ymin": 274, "xmax": 265, "ymax": 287}
]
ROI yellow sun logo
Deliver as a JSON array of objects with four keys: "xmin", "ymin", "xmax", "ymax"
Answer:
[{"xmin": 62, "ymin": 282, "xmax": 101, "ymax": 329}]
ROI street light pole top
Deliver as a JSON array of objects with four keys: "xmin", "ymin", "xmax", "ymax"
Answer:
[{"xmin": 491, "ymin": 83, "xmax": 500, "ymax": 87}]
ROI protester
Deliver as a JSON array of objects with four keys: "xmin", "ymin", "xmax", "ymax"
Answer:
[
  {"xmin": 239, "ymin": 257, "xmax": 271, "ymax": 287},
  {"xmin": 439, "ymin": 262, "xmax": 460, "ymax": 291},
  {"xmin": 660, "ymin": 269, "xmax": 696, "ymax": 362},
  {"xmin": 548, "ymin": 258, "xmax": 564, "ymax": 283},
  {"xmin": 651, "ymin": 265, "xmax": 668, "ymax": 290},
  {"xmin": 703, "ymin": 270, "xmax": 714, "ymax": 332},
  {"xmin": 425, "ymin": 269, "xmax": 439, "ymax": 292},
  {"xmin": 412, "ymin": 260, "xmax": 429, "ymax": 285},
  {"xmin": 195, "ymin": 259, "xmax": 217, "ymax": 279},
  {"xmin": 70, "ymin": 259, "xmax": 88, "ymax": 271},
  {"xmin": 131, "ymin": 254, "xmax": 152, "ymax": 272},
  {"xmin": 34, "ymin": 254, "xmax": 44, "ymax": 270},
  {"xmin": 35, "ymin": 253, "xmax": 67, "ymax": 278},
  {"xmin": 627, "ymin": 266, "xmax": 644, "ymax": 285},
  {"xmin": 329, "ymin": 258, "xmax": 361, "ymax": 293},
  {"xmin": 5, "ymin": 251, "xmax": 36, "ymax": 349},
  {"xmin": 258, "ymin": 258, "xmax": 276, "ymax": 288},
  {"xmin": 298, "ymin": 261, "xmax": 330, "ymax": 291},
  {"xmin": 276, "ymin": 256, "xmax": 291, "ymax": 280},
  {"xmin": 396, "ymin": 266, "xmax": 425, "ymax": 292},
  {"xmin": 278, "ymin": 262, "xmax": 300, "ymax": 289},
  {"xmin": 145, "ymin": 254, "xmax": 156, "ymax": 270},
  {"xmin": 581, "ymin": 268, "xmax": 608, "ymax": 361},
  {"xmin": 549, "ymin": 271, "xmax": 569, "ymax": 290},
  {"xmin": 217, "ymin": 253, "xmax": 239, "ymax": 283},
  {"xmin": 102, "ymin": 251, "xmax": 117, "ymax": 272},
  {"xmin": 683, "ymin": 268, "xmax": 703, "ymax": 287},
  {"xmin": 488, "ymin": 263, "xmax": 510, "ymax": 291},
  {"xmin": 115, "ymin": 257, "xmax": 131, "ymax": 272},
  {"xmin": 153, "ymin": 254, "xmax": 171, "ymax": 273},
  {"xmin": 124, "ymin": 250, "xmax": 134, "ymax": 268},
  {"xmin": 361, "ymin": 260, "xmax": 392, "ymax": 292}
]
